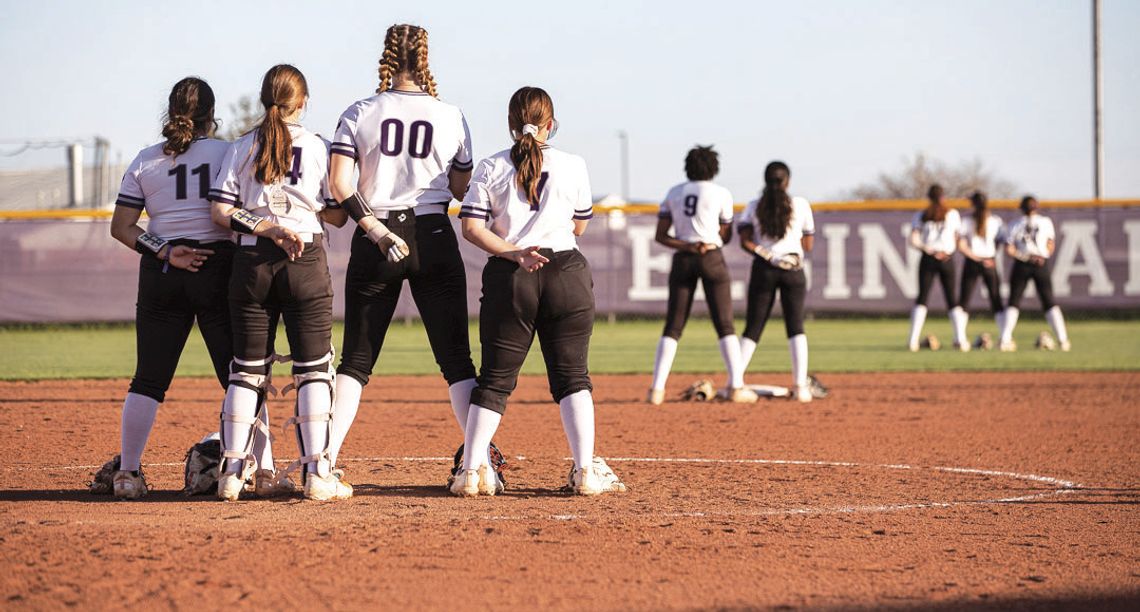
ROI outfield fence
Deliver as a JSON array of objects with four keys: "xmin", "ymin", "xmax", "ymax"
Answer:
[{"xmin": 1, "ymin": 200, "xmax": 1138, "ymax": 323}]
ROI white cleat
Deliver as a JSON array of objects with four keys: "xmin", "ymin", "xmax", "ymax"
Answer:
[
  {"xmin": 728, "ymin": 387, "xmax": 759, "ymax": 403},
  {"xmin": 254, "ymin": 469, "xmax": 297, "ymax": 498},
  {"xmin": 908, "ymin": 342, "xmax": 919, "ymax": 353},
  {"xmin": 217, "ymin": 472, "xmax": 245, "ymax": 502},
  {"xmin": 1060, "ymin": 340, "xmax": 1071, "ymax": 352},
  {"xmin": 112, "ymin": 470, "xmax": 147, "ymax": 500},
  {"xmin": 590, "ymin": 458, "xmax": 627, "ymax": 493},
  {"xmin": 476, "ymin": 464, "xmax": 500, "ymax": 496},
  {"xmin": 999, "ymin": 340, "xmax": 1017, "ymax": 352},
  {"xmin": 450, "ymin": 468, "xmax": 481, "ymax": 497},
  {"xmin": 794, "ymin": 385, "xmax": 813, "ymax": 403},
  {"xmin": 953, "ymin": 341, "xmax": 971, "ymax": 353},
  {"xmin": 647, "ymin": 388, "xmax": 665, "ymax": 406},
  {"xmin": 569, "ymin": 463, "xmax": 604, "ymax": 496},
  {"xmin": 304, "ymin": 471, "xmax": 353, "ymax": 501}
]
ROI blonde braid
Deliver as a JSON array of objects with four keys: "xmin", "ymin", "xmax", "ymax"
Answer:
[
  {"xmin": 375, "ymin": 25, "xmax": 405, "ymax": 94},
  {"xmin": 412, "ymin": 28, "xmax": 439, "ymax": 98}
]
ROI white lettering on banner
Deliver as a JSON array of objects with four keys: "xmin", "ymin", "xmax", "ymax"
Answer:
[
  {"xmin": 1123, "ymin": 220, "xmax": 1140, "ymax": 296},
  {"xmin": 1052, "ymin": 221, "xmax": 1114, "ymax": 297},
  {"xmin": 858, "ymin": 223, "xmax": 920, "ymax": 299},
  {"xmin": 626, "ymin": 225, "xmax": 744, "ymax": 301},
  {"xmin": 822, "ymin": 224, "xmax": 851, "ymax": 299}
]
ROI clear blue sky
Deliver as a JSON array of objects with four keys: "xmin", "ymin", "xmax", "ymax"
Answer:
[{"xmin": 1, "ymin": 0, "xmax": 1136, "ymax": 201}]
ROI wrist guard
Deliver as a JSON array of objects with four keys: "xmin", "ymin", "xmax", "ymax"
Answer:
[
  {"xmin": 135, "ymin": 232, "xmax": 169, "ymax": 259},
  {"xmin": 230, "ymin": 209, "xmax": 265, "ymax": 234},
  {"xmin": 341, "ymin": 192, "xmax": 375, "ymax": 223}
]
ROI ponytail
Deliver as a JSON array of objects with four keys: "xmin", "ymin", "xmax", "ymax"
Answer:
[
  {"xmin": 969, "ymin": 191, "xmax": 989, "ymax": 237},
  {"xmin": 252, "ymin": 65, "xmax": 308, "ymax": 185},
  {"xmin": 161, "ymin": 77, "xmax": 215, "ymax": 157},
  {"xmin": 507, "ymin": 87, "xmax": 554, "ymax": 206},
  {"xmin": 756, "ymin": 161, "xmax": 792, "ymax": 240},
  {"xmin": 922, "ymin": 184, "xmax": 947, "ymax": 223}
]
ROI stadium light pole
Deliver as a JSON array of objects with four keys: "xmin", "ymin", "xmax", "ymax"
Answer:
[
  {"xmin": 1092, "ymin": 0, "xmax": 1104, "ymax": 199},
  {"xmin": 617, "ymin": 130, "xmax": 630, "ymax": 202}
]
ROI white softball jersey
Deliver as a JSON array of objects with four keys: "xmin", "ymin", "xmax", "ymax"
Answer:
[
  {"xmin": 958, "ymin": 213, "xmax": 1004, "ymax": 259},
  {"xmin": 658, "ymin": 180, "xmax": 734, "ymax": 247},
  {"xmin": 911, "ymin": 208, "xmax": 961, "ymax": 255},
  {"xmin": 209, "ymin": 125, "xmax": 333, "ymax": 237},
  {"xmin": 1005, "ymin": 214, "xmax": 1056, "ymax": 259},
  {"xmin": 737, "ymin": 195, "xmax": 815, "ymax": 259},
  {"xmin": 116, "ymin": 138, "xmax": 233, "ymax": 242},
  {"xmin": 331, "ymin": 90, "xmax": 472, "ymax": 213},
  {"xmin": 459, "ymin": 146, "xmax": 592, "ymax": 253}
]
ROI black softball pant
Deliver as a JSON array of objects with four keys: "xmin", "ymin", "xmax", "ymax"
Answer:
[
  {"xmin": 1008, "ymin": 260, "xmax": 1055, "ymax": 310},
  {"xmin": 916, "ymin": 254, "xmax": 957, "ymax": 308},
  {"xmin": 662, "ymin": 249, "xmax": 735, "ymax": 340},
  {"xmin": 129, "ymin": 240, "xmax": 234, "ymax": 402},
  {"xmin": 743, "ymin": 256, "xmax": 806, "ymax": 341},
  {"xmin": 958, "ymin": 258, "xmax": 1002, "ymax": 314},
  {"xmin": 470, "ymin": 249, "xmax": 594, "ymax": 414},
  {"xmin": 228, "ymin": 237, "xmax": 333, "ymax": 382},
  {"xmin": 337, "ymin": 212, "xmax": 476, "ymax": 386}
]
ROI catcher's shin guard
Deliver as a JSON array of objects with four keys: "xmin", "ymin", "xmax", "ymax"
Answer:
[{"xmin": 281, "ymin": 351, "xmax": 336, "ymax": 481}]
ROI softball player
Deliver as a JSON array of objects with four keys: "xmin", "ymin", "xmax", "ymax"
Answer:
[
  {"xmin": 998, "ymin": 196, "xmax": 1070, "ymax": 351},
  {"xmin": 208, "ymin": 64, "xmax": 350, "ymax": 501},
  {"xmin": 453, "ymin": 86, "xmax": 624, "ymax": 496},
  {"xmin": 737, "ymin": 161, "xmax": 815, "ymax": 403},
  {"xmin": 105, "ymin": 77, "xmax": 266, "ymax": 499},
  {"xmin": 647, "ymin": 146, "xmax": 754, "ymax": 405},
  {"xmin": 326, "ymin": 24, "xmax": 487, "ymax": 481},
  {"xmin": 906, "ymin": 184, "xmax": 962, "ymax": 351},
  {"xmin": 952, "ymin": 191, "xmax": 1005, "ymax": 349}
]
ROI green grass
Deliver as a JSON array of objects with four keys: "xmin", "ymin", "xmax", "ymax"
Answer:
[{"xmin": 1, "ymin": 317, "xmax": 1137, "ymax": 380}]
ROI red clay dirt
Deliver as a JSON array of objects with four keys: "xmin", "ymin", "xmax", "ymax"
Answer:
[{"xmin": 0, "ymin": 372, "xmax": 1137, "ymax": 610}]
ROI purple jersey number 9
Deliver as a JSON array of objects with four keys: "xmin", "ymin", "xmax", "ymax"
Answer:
[{"xmin": 683, "ymin": 194, "xmax": 698, "ymax": 217}]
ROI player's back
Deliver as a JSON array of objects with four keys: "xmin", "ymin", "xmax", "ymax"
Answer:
[
  {"xmin": 332, "ymin": 91, "xmax": 472, "ymax": 211},
  {"xmin": 118, "ymin": 138, "xmax": 232, "ymax": 242},
  {"xmin": 661, "ymin": 181, "xmax": 734, "ymax": 246}
]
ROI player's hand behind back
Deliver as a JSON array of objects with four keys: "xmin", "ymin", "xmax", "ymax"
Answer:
[{"xmin": 166, "ymin": 246, "xmax": 213, "ymax": 272}]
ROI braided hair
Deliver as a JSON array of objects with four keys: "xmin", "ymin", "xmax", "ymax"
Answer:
[{"xmin": 376, "ymin": 24, "xmax": 439, "ymax": 98}]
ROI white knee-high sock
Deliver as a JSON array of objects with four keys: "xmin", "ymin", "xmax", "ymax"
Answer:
[
  {"xmin": 328, "ymin": 374, "xmax": 363, "ymax": 466},
  {"xmin": 1045, "ymin": 306, "xmax": 1069, "ymax": 343},
  {"xmin": 949, "ymin": 306, "xmax": 969, "ymax": 346},
  {"xmin": 740, "ymin": 337, "xmax": 758, "ymax": 370},
  {"xmin": 1000, "ymin": 307, "xmax": 1020, "ymax": 344},
  {"xmin": 559, "ymin": 390, "xmax": 596, "ymax": 470},
  {"xmin": 222, "ymin": 385, "xmax": 259, "ymax": 474},
  {"xmin": 789, "ymin": 334, "xmax": 809, "ymax": 388},
  {"xmin": 448, "ymin": 378, "xmax": 491, "ymax": 469},
  {"xmin": 250, "ymin": 398, "xmax": 274, "ymax": 471},
  {"xmin": 717, "ymin": 335, "xmax": 745, "ymax": 389},
  {"xmin": 650, "ymin": 337, "xmax": 679, "ymax": 391},
  {"xmin": 463, "ymin": 405, "xmax": 502, "ymax": 471},
  {"xmin": 119, "ymin": 392, "xmax": 160, "ymax": 472},
  {"xmin": 908, "ymin": 305, "xmax": 928, "ymax": 349},
  {"xmin": 298, "ymin": 383, "xmax": 333, "ymax": 477}
]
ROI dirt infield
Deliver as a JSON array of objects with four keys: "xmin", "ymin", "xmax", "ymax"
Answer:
[{"xmin": 1, "ymin": 372, "xmax": 1137, "ymax": 610}]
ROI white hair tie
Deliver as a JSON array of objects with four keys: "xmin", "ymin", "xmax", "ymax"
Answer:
[{"xmin": 521, "ymin": 124, "xmax": 539, "ymax": 137}]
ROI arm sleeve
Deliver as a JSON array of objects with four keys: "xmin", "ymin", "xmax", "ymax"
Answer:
[
  {"xmin": 458, "ymin": 158, "xmax": 495, "ymax": 221},
  {"xmin": 800, "ymin": 198, "xmax": 815, "ymax": 235},
  {"xmin": 573, "ymin": 160, "xmax": 593, "ymax": 220},
  {"xmin": 451, "ymin": 112, "xmax": 474, "ymax": 172},
  {"xmin": 329, "ymin": 106, "xmax": 359, "ymax": 161},
  {"xmin": 207, "ymin": 143, "xmax": 242, "ymax": 206},
  {"xmin": 114, "ymin": 154, "xmax": 146, "ymax": 209}
]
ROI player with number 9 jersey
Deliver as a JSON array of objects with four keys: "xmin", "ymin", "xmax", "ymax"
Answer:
[
  {"xmin": 326, "ymin": 24, "xmax": 483, "ymax": 489},
  {"xmin": 647, "ymin": 146, "xmax": 753, "ymax": 405}
]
